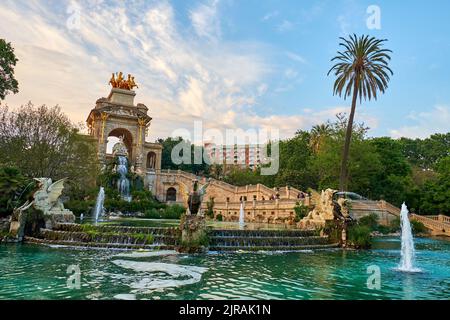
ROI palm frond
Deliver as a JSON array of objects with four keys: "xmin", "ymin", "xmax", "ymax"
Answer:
[{"xmin": 328, "ymin": 34, "xmax": 393, "ymax": 101}]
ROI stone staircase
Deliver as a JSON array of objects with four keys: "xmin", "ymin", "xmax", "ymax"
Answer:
[
  {"xmin": 209, "ymin": 229, "xmax": 337, "ymax": 251},
  {"xmin": 25, "ymin": 223, "xmax": 180, "ymax": 250},
  {"xmin": 410, "ymin": 214, "xmax": 450, "ymax": 236}
]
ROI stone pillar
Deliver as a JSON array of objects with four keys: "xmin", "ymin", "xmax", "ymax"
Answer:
[{"xmin": 178, "ymin": 215, "xmax": 208, "ymax": 253}]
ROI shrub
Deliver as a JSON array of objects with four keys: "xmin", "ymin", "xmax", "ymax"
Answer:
[
  {"xmin": 206, "ymin": 197, "xmax": 215, "ymax": 218},
  {"xmin": 359, "ymin": 213, "xmax": 379, "ymax": 230},
  {"xmin": 410, "ymin": 220, "xmax": 427, "ymax": 234},
  {"xmin": 294, "ymin": 202, "xmax": 309, "ymax": 222},
  {"xmin": 144, "ymin": 204, "xmax": 185, "ymax": 219},
  {"xmin": 0, "ymin": 167, "xmax": 35, "ymax": 218},
  {"xmin": 347, "ymin": 224, "xmax": 372, "ymax": 249},
  {"xmin": 216, "ymin": 214, "xmax": 223, "ymax": 221},
  {"xmin": 65, "ymin": 200, "xmax": 95, "ymax": 216}
]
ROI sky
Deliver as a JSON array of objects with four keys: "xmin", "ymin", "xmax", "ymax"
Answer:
[{"xmin": 0, "ymin": 0, "xmax": 449, "ymax": 143}]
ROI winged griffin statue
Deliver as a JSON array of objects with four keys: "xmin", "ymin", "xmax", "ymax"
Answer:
[
  {"xmin": 33, "ymin": 178, "xmax": 68, "ymax": 212},
  {"xmin": 9, "ymin": 178, "xmax": 75, "ymax": 239}
]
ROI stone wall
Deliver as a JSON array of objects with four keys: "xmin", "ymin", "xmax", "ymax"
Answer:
[{"xmin": 203, "ymin": 199, "xmax": 307, "ymax": 225}]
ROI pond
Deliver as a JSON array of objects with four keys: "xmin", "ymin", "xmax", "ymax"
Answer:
[{"xmin": 0, "ymin": 237, "xmax": 449, "ymax": 300}]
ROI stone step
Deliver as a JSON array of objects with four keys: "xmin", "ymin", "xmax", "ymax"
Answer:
[
  {"xmin": 39, "ymin": 229, "xmax": 179, "ymax": 246},
  {"xmin": 210, "ymin": 229, "xmax": 316, "ymax": 238},
  {"xmin": 210, "ymin": 236, "xmax": 330, "ymax": 247},
  {"xmin": 24, "ymin": 236, "xmax": 176, "ymax": 250},
  {"xmin": 209, "ymin": 243, "xmax": 340, "ymax": 251},
  {"xmin": 54, "ymin": 223, "xmax": 179, "ymax": 236}
]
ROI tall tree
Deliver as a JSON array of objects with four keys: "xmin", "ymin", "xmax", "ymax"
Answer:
[
  {"xmin": 0, "ymin": 39, "xmax": 19, "ymax": 100},
  {"xmin": 328, "ymin": 34, "xmax": 393, "ymax": 192}
]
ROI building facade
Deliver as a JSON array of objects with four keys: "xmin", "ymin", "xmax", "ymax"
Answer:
[
  {"xmin": 204, "ymin": 142, "xmax": 269, "ymax": 169},
  {"xmin": 86, "ymin": 87, "xmax": 162, "ymax": 191}
]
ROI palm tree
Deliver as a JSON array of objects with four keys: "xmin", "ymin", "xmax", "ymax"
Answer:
[
  {"xmin": 328, "ymin": 34, "xmax": 393, "ymax": 192},
  {"xmin": 309, "ymin": 123, "xmax": 332, "ymax": 154}
]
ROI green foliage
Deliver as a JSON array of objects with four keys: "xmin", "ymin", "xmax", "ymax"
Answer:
[
  {"xmin": 215, "ymin": 214, "xmax": 223, "ymax": 221},
  {"xmin": 0, "ymin": 104, "xmax": 99, "ymax": 194},
  {"xmin": 180, "ymin": 230, "xmax": 210, "ymax": 251},
  {"xmin": 399, "ymin": 133, "xmax": 450, "ymax": 170},
  {"xmin": 0, "ymin": 39, "xmax": 19, "ymax": 100},
  {"xmin": 294, "ymin": 202, "xmax": 309, "ymax": 222},
  {"xmin": 410, "ymin": 220, "xmax": 427, "ymax": 234},
  {"xmin": 65, "ymin": 200, "xmax": 96, "ymax": 215},
  {"xmin": 144, "ymin": 204, "xmax": 185, "ymax": 219},
  {"xmin": 206, "ymin": 197, "xmax": 215, "ymax": 218},
  {"xmin": 157, "ymin": 136, "xmax": 210, "ymax": 175},
  {"xmin": 0, "ymin": 167, "xmax": 35, "ymax": 217},
  {"xmin": 347, "ymin": 225, "xmax": 372, "ymax": 249},
  {"xmin": 359, "ymin": 213, "xmax": 379, "ymax": 230},
  {"xmin": 130, "ymin": 233, "xmax": 154, "ymax": 244}
]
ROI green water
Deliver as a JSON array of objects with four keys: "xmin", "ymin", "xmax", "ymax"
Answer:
[{"xmin": 0, "ymin": 237, "xmax": 449, "ymax": 300}]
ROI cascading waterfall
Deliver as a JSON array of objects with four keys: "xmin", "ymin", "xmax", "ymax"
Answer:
[
  {"xmin": 93, "ymin": 187, "xmax": 105, "ymax": 223},
  {"xmin": 397, "ymin": 202, "xmax": 421, "ymax": 272},
  {"xmin": 117, "ymin": 155, "xmax": 132, "ymax": 202},
  {"xmin": 239, "ymin": 202, "xmax": 245, "ymax": 229}
]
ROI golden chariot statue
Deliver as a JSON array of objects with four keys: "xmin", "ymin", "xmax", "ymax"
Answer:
[{"xmin": 109, "ymin": 72, "xmax": 139, "ymax": 90}]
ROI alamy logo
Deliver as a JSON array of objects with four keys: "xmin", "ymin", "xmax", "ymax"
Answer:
[
  {"xmin": 366, "ymin": 5, "xmax": 382, "ymax": 30},
  {"xmin": 67, "ymin": 264, "xmax": 81, "ymax": 289},
  {"xmin": 66, "ymin": 2, "xmax": 82, "ymax": 30},
  {"xmin": 366, "ymin": 265, "xmax": 381, "ymax": 290}
]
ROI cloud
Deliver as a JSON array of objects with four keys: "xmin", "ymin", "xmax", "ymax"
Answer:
[
  {"xmin": 285, "ymin": 51, "xmax": 307, "ymax": 64},
  {"xmin": 262, "ymin": 10, "xmax": 279, "ymax": 22},
  {"xmin": 337, "ymin": 15, "xmax": 350, "ymax": 36},
  {"xmin": 277, "ymin": 20, "xmax": 295, "ymax": 32},
  {"xmin": 390, "ymin": 105, "xmax": 450, "ymax": 139},
  {"xmin": 189, "ymin": 0, "xmax": 221, "ymax": 41},
  {"xmin": 284, "ymin": 68, "xmax": 298, "ymax": 79},
  {"xmin": 0, "ymin": 0, "xmax": 278, "ymax": 141},
  {"xmin": 0, "ymin": 0, "xmax": 381, "ymax": 145}
]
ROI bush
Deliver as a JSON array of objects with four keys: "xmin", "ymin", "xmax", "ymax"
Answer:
[
  {"xmin": 347, "ymin": 224, "xmax": 372, "ymax": 249},
  {"xmin": 0, "ymin": 167, "xmax": 35, "ymax": 218},
  {"xmin": 65, "ymin": 200, "xmax": 95, "ymax": 216},
  {"xmin": 389, "ymin": 217, "xmax": 400, "ymax": 232},
  {"xmin": 294, "ymin": 202, "xmax": 309, "ymax": 222},
  {"xmin": 216, "ymin": 214, "xmax": 223, "ymax": 221},
  {"xmin": 144, "ymin": 204, "xmax": 185, "ymax": 219},
  {"xmin": 359, "ymin": 213, "xmax": 379, "ymax": 230},
  {"xmin": 411, "ymin": 220, "xmax": 427, "ymax": 234},
  {"xmin": 206, "ymin": 197, "xmax": 215, "ymax": 218}
]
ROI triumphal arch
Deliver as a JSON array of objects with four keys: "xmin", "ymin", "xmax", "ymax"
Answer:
[{"xmin": 86, "ymin": 72, "xmax": 162, "ymax": 190}]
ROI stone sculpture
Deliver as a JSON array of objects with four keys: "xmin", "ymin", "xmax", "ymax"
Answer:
[
  {"xmin": 32, "ymin": 178, "xmax": 76, "ymax": 228},
  {"xmin": 187, "ymin": 179, "xmax": 210, "ymax": 215},
  {"xmin": 109, "ymin": 72, "xmax": 139, "ymax": 90},
  {"xmin": 298, "ymin": 188, "xmax": 348, "ymax": 229},
  {"xmin": 9, "ymin": 178, "xmax": 75, "ymax": 238}
]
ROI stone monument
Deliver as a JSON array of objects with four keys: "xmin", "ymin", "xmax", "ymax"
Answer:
[
  {"xmin": 177, "ymin": 180, "xmax": 211, "ymax": 253},
  {"xmin": 9, "ymin": 178, "xmax": 75, "ymax": 240}
]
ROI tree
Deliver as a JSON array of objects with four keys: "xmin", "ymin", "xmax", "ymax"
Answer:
[
  {"xmin": 156, "ymin": 136, "xmax": 210, "ymax": 174},
  {"xmin": 0, "ymin": 167, "xmax": 34, "ymax": 218},
  {"xmin": 328, "ymin": 34, "xmax": 393, "ymax": 192},
  {"xmin": 0, "ymin": 103, "xmax": 98, "ymax": 193},
  {"xmin": 309, "ymin": 123, "xmax": 332, "ymax": 154},
  {"xmin": 398, "ymin": 133, "xmax": 450, "ymax": 170},
  {"xmin": 418, "ymin": 156, "xmax": 450, "ymax": 215},
  {"xmin": 0, "ymin": 39, "xmax": 19, "ymax": 100}
]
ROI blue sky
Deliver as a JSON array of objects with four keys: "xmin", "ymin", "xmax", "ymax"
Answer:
[{"xmin": 1, "ymin": 0, "xmax": 449, "ymax": 141}]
